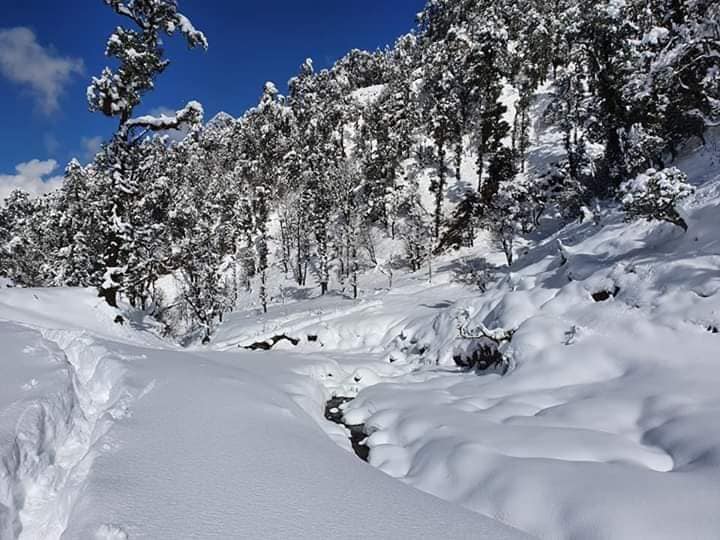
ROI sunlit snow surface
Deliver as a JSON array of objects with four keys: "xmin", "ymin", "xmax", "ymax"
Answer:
[
  {"xmin": 3, "ymin": 127, "xmax": 720, "ymax": 540},
  {"xmin": 0, "ymin": 289, "xmax": 526, "ymax": 539}
]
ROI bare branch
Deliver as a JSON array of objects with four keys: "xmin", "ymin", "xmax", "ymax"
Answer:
[{"xmin": 456, "ymin": 311, "xmax": 516, "ymax": 344}]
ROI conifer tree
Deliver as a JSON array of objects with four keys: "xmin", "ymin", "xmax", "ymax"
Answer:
[{"xmin": 88, "ymin": 0, "xmax": 207, "ymax": 308}]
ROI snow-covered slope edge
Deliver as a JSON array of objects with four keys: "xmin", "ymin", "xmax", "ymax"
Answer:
[
  {"xmin": 333, "ymin": 149, "xmax": 720, "ymax": 538},
  {"xmin": 0, "ymin": 324, "xmax": 145, "ymax": 539}
]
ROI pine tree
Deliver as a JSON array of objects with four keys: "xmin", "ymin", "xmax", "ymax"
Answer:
[
  {"xmin": 419, "ymin": 40, "xmax": 459, "ymax": 241},
  {"xmin": 88, "ymin": 0, "xmax": 207, "ymax": 308},
  {"xmin": 53, "ymin": 160, "xmax": 97, "ymax": 286}
]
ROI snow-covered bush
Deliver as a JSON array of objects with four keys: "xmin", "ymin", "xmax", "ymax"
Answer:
[
  {"xmin": 620, "ymin": 167, "xmax": 694, "ymax": 231},
  {"xmin": 452, "ymin": 257, "xmax": 495, "ymax": 292},
  {"xmin": 618, "ymin": 124, "xmax": 666, "ymax": 177},
  {"xmin": 484, "ymin": 181, "xmax": 529, "ymax": 266},
  {"xmin": 536, "ymin": 162, "xmax": 588, "ymax": 222}
]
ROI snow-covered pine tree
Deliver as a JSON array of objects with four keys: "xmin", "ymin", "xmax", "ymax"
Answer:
[
  {"xmin": 52, "ymin": 159, "xmax": 97, "ymax": 286},
  {"xmin": 482, "ymin": 147, "xmax": 522, "ymax": 265},
  {"xmin": 0, "ymin": 191, "xmax": 43, "ymax": 286},
  {"xmin": 418, "ymin": 40, "xmax": 460, "ymax": 241},
  {"xmin": 88, "ymin": 0, "xmax": 207, "ymax": 308},
  {"xmin": 620, "ymin": 167, "xmax": 694, "ymax": 231},
  {"xmin": 238, "ymin": 82, "xmax": 291, "ymax": 310},
  {"xmin": 358, "ymin": 34, "xmax": 418, "ymax": 237},
  {"xmin": 623, "ymin": 0, "xmax": 720, "ymax": 162}
]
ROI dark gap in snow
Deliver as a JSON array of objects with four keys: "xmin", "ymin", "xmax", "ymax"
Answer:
[
  {"xmin": 453, "ymin": 344, "xmax": 510, "ymax": 375},
  {"xmin": 242, "ymin": 334, "xmax": 300, "ymax": 351},
  {"xmin": 324, "ymin": 397, "xmax": 369, "ymax": 462},
  {"xmin": 592, "ymin": 286, "xmax": 620, "ymax": 302}
]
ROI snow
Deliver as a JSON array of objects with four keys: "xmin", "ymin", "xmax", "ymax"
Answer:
[
  {"xmin": 0, "ymin": 288, "xmax": 526, "ymax": 539},
  {"xmin": 3, "ymin": 96, "xmax": 720, "ymax": 540},
  {"xmin": 199, "ymin": 130, "xmax": 720, "ymax": 538},
  {"xmin": 124, "ymin": 100, "xmax": 204, "ymax": 133},
  {"xmin": 620, "ymin": 167, "xmax": 694, "ymax": 208},
  {"xmin": 351, "ymin": 84, "xmax": 385, "ymax": 106},
  {"xmin": 324, "ymin": 144, "xmax": 720, "ymax": 539}
]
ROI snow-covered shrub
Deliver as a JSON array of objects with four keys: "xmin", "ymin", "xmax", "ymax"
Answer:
[
  {"xmin": 620, "ymin": 167, "xmax": 694, "ymax": 231},
  {"xmin": 452, "ymin": 257, "xmax": 495, "ymax": 292},
  {"xmin": 484, "ymin": 179, "xmax": 533, "ymax": 266},
  {"xmin": 402, "ymin": 193, "xmax": 433, "ymax": 273},
  {"xmin": 538, "ymin": 162, "xmax": 589, "ymax": 220},
  {"xmin": 618, "ymin": 124, "xmax": 666, "ymax": 177}
]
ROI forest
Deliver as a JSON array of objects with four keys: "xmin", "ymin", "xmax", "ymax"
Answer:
[{"xmin": 1, "ymin": 0, "xmax": 718, "ymax": 342}]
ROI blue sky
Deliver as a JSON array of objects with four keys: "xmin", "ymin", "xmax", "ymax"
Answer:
[{"xmin": 0, "ymin": 0, "xmax": 424, "ymax": 195}]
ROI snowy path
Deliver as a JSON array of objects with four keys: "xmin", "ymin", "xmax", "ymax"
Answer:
[
  {"xmin": 0, "ymin": 324, "xmax": 150, "ymax": 539},
  {"xmin": 0, "ymin": 290, "xmax": 528, "ymax": 539}
]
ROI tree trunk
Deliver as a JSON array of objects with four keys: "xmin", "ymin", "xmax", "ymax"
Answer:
[
  {"xmin": 260, "ymin": 271, "xmax": 268, "ymax": 314},
  {"xmin": 455, "ymin": 141, "xmax": 463, "ymax": 182},
  {"xmin": 434, "ymin": 138, "xmax": 446, "ymax": 240},
  {"xmin": 503, "ymin": 238, "xmax": 514, "ymax": 267}
]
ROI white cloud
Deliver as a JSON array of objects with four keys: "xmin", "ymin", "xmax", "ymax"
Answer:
[
  {"xmin": 80, "ymin": 136, "xmax": 104, "ymax": 162},
  {"xmin": 0, "ymin": 27, "xmax": 84, "ymax": 114},
  {"xmin": 0, "ymin": 159, "xmax": 64, "ymax": 203}
]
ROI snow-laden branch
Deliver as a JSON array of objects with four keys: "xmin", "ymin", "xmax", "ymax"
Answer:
[
  {"xmin": 104, "ymin": 0, "xmax": 209, "ymax": 50},
  {"xmin": 455, "ymin": 310, "xmax": 516, "ymax": 343},
  {"xmin": 122, "ymin": 101, "xmax": 204, "ymax": 139},
  {"xmin": 105, "ymin": 0, "xmax": 146, "ymax": 29},
  {"xmin": 174, "ymin": 14, "xmax": 208, "ymax": 50}
]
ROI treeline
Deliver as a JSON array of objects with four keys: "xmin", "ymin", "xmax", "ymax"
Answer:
[{"xmin": 1, "ymin": 0, "xmax": 717, "ymax": 341}]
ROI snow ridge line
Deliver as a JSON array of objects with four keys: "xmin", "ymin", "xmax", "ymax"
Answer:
[{"xmin": 4, "ymin": 330, "xmax": 132, "ymax": 540}]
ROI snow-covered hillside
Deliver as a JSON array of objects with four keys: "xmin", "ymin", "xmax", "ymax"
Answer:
[
  {"xmin": 217, "ymin": 139, "xmax": 720, "ymax": 539},
  {"xmin": 2, "ymin": 0, "xmax": 720, "ymax": 537},
  {"xmin": 0, "ymin": 289, "xmax": 526, "ymax": 539},
  {"xmin": 2, "ymin": 135, "xmax": 720, "ymax": 538}
]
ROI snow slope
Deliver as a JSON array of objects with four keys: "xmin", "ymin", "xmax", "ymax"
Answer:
[
  {"xmin": 204, "ymin": 140, "xmax": 720, "ymax": 539},
  {"xmin": 341, "ymin": 150, "xmax": 720, "ymax": 538},
  {"xmin": 0, "ymin": 289, "xmax": 527, "ymax": 539},
  {"xmin": 2, "ymin": 133, "xmax": 720, "ymax": 539}
]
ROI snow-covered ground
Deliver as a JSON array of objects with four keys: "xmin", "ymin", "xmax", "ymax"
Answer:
[
  {"xmin": 0, "ymin": 289, "xmax": 526, "ymax": 539},
  {"xmin": 3, "ymin": 112, "xmax": 720, "ymax": 540}
]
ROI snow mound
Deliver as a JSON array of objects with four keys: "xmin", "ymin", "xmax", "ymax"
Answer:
[
  {"xmin": 0, "ymin": 288, "xmax": 528, "ymax": 539},
  {"xmin": 334, "ymin": 155, "xmax": 720, "ymax": 538}
]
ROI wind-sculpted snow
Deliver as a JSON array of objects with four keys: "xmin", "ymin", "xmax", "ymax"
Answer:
[
  {"xmin": 0, "ymin": 324, "xmax": 138, "ymax": 539},
  {"xmin": 0, "ymin": 291, "xmax": 527, "ymax": 539}
]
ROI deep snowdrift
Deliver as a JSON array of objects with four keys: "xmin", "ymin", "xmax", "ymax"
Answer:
[
  {"xmin": 0, "ymin": 290, "xmax": 526, "ymax": 539},
  {"xmin": 2, "ymin": 146, "xmax": 720, "ymax": 538}
]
